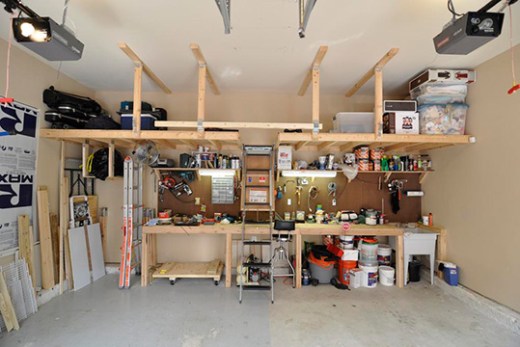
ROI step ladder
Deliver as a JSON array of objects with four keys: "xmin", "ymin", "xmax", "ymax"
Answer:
[
  {"xmin": 239, "ymin": 145, "xmax": 275, "ymax": 304},
  {"xmin": 119, "ymin": 156, "xmax": 143, "ymax": 289}
]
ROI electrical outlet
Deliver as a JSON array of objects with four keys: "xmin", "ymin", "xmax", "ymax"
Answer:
[
  {"xmin": 287, "ymin": 198, "xmax": 292, "ymax": 206},
  {"xmin": 195, "ymin": 197, "xmax": 200, "ymax": 205}
]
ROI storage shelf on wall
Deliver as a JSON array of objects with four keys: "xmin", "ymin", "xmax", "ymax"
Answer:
[
  {"xmin": 39, "ymin": 129, "xmax": 242, "ymax": 150},
  {"xmin": 276, "ymin": 169, "xmax": 433, "ymax": 184},
  {"xmin": 276, "ymin": 132, "xmax": 475, "ymax": 153}
]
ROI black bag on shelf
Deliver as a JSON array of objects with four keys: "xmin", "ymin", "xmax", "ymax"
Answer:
[
  {"xmin": 88, "ymin": 148, "xmax": 124, "ymax": 180},
  {"xmin": 43, "ymin": 86, "xmax": 102, "ymax": 115},
  {"xmin": 45, "ymin": 110, "xmax": 87, "ymax": 129},
  {"xmin": 85, "ymin": 114, "xmax": 120, "ymax": 129}
]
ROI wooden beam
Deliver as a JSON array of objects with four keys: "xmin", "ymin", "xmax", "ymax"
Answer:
[
  {"xmin": 59, "ymin": 141, "xmax": 66, "ymax": 294},
  {"xmin": 133, "ymin": 64, "xmax": 143, "ymax": 135},
  {"xmin": 208, "ymin": 140, "xmax": 222, "ymax": 151},
  {"xmin": 312, "ymin": 68, "xmax": 320, "ymax": 135},
  {"xmin": 382, "ymin": 143, "xmax": 410, "ymax": 153},
  {"xmin": 155, "ymin": 139, "xmax": 176, "ymax": 150},
  {"xmin": 108, "ymin": 141, "xmax": 115, "ymax": 179},
  {"xmin": 197, "ymin": 64, "xmax": 206, "ymax": 131},
  {"xmin": 37, "ymin": 186, "xmax": 55, "ymax": 290},
  {"xmin": 50, "ymin": 213, "xmax": 59, "ymax": 285},
  {"xmin": 374, "ymin": 68, "xmax": 383, "ymax": 138},
  {"xmin": 155, "ymin": 121, "xmax": 322, "ymax": 130},
  {"xmin": 190, "ymin": 43, "xmax": 220, "ymax": 95},
  {"xmin": 339, "ymin": 142, "xmax": 356, "ymax": 152},
  {"xmin": 119, "ymin": 42, "xmax": 172, "ymax": 94},
  {"xmin": 18, "ymin": 215, "xmax": 35, "ymax": 287},
  {"xmin": 298, "ymin": 45, "xmax": 328, "ymax": 96},
  {"xmin": 345, "ymin": 48, "xmax": 399, "ymax": 97}
]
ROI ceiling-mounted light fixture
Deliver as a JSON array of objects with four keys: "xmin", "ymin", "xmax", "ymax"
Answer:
[
  {"xmin": 1, "ymin": 0, "xmax": 84, "ymax": 61},
  {"xmin": 298, "ymin": 0, "xmax": 318, "ymax": 38},
  {"xmin": 215, "ymin": 0, "xmax": 231, "ymax": 34}
]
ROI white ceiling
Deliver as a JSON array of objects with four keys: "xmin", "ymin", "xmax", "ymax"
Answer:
[{"xmin": 0, "ymin": 0, "xmax": 519, "ymax": 95}]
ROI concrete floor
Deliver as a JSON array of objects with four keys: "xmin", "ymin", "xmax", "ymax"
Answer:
[{"xmin": 1, "ymin": 275, "xmax": 519, "ymax": 347}]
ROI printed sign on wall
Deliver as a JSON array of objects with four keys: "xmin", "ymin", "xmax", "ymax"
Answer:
[{"xmin": 0, "ymin": 100, "xmax": 38, "ymax": 253}]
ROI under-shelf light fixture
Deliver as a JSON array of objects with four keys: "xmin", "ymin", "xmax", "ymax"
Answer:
[
  {"xmin": 199, "ymin": 169, "xmax": 236, "ymax": 177},
  {"xmin": 282, "ymin": 170, "xmax": 337, "ymax": 178}
]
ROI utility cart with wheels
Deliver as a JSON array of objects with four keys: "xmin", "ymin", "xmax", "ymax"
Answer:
[{"xmin": 152, "ymin": 260, "xmax": 223, "ymax": 286}]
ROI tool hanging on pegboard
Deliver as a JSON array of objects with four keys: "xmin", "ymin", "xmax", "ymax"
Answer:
[{"xmin": 388, "ymin": 179, "xmax": 407, "ymax": 214}]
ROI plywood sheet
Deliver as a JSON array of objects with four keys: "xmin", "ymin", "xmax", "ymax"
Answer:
[
  {"xmin": 152, "ymin": 261, "xmax": 223, "ymax": 279},
  {"xmin": 68, "ymin": 227, "xmax": 91, "ymax": 291},
  {"xmin": 86, "ymin": 224, "xmax": 105, "ymax": 282}
]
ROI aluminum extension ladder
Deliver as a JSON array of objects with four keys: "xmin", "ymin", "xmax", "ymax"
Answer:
[
  {"xmin": 119, "ymin": 156, "xmax": 143, "ymax": 289},
  {"xmin": 239, "ymin": 145, "xmax": 275, "ymax": 304}
]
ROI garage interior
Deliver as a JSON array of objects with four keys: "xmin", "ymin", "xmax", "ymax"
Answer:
[{"xmin": 0, "ymin": 0, "xmax": 519, "ymax": 346}]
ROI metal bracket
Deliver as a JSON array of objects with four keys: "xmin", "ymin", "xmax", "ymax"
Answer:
[
  {"xmin": 312, "ymin": 121, "xmax": 320, "ymax": 135},
  {"xmin": 197, "ymin": 120, "xmax": 204, "ymax": 133},
  {"xmin": 215, "ymin": 0, "xmax": 231, "ymax": 34}
]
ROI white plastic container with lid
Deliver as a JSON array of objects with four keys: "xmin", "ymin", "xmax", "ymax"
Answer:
[
  {"xmin": 379, "ymin": 266, "xmax": 395, "ymax": 286},
  {"xmin": 377, "ymin": 244, "xmax": 392, "ymax": 266},
  {"xmin": 359, "ymin": 264, "xmax": 378, "ymax": 288}
]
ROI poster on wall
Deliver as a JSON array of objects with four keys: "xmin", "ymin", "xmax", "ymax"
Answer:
[{"xmin": 0, "ymin": 100, "xmax": 39, "ymax": 254}]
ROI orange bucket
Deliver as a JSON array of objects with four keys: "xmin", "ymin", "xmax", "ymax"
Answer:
[{"xmin": 338, "ymin": 260, "xmax": 357, "ymax": 285}]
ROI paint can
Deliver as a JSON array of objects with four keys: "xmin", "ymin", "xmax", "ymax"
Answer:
[
  {"xmin": 377, "ymin": 244, "xmax": 392, "ymax": 266},
  {"xmin": 355, "ymin": 145, "xmax": 370, "ymax": 160},
  {"xmin": 338, "ymin": 235, "xmax": 354, "ymax": 249},
  {"xmin": 359, "ymin": 264, "xmax": 379, "ymax": 288},
  {"xmin": 359, "ymin": 239, "xmax": 378, "ymax": 264},
  {"xmin": 379, "ymin": 266, "xmax": 395, "ymax": 286},
  {"xmin": 370, "ymin": 147, "xmax": 384, "ymax": 160},
  {"xmin": 358, "ymin": 159, "xmax": 370, "ymax": 171}
]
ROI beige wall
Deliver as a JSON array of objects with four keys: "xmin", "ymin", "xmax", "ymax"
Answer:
[
  {"xmin": 423, "ymin": 44, "xmax": 520, "ymax": 312},
  {"xmin": 0, "ymin": 38, "xmax": 93, "ymax": 271}
]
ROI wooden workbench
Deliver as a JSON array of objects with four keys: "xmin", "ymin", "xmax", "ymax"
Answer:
[{"xmin": 141, "ymin": 223, "xmax": 446, "ymax": 289}]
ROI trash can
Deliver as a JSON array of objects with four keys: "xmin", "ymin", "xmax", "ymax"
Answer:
[{"xmin": 408, "ymin": 259, "xmax": 422, "ymax": 282}]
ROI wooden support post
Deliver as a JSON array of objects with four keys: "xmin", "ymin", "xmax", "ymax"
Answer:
[
  {"xmin": 59, "ymin": 141, "xmax": 66, "ymax": 294},
  {"xmin": 374, "ymin": 68, "xmax": 383, "ymax": 138},
  {"xmin": 197, "ymin": 64, "xmax": 207, "ymax": 133},
  {"xmin": 141, "ymin": 233, "xmax": 149, "ymax": 287},
  {"xmin": 18, "ymin": 215, "xmax": 35, "ymax": 286},
  {"xmin": 190, "ymin": 43, "xmax": 220, "ymax": 95},
  {"xmin": 225, "ymin": 232, "xmax": 232, "ymax": 288},
  {"xmin": 295, "ymin": 233, "xmax": 302, "ymax": 288},
  {"xmin": 37, "ymin": 186, "xmax": 55, "ymax": 290},
  {"xmin": 312, "ymin": 68, "xmax": 320, "ymax": 136},
  {"xmin": 82, "ymin": 141, "xmax": 90, "ymax": 178},
  {"xmin": 133, "ymin": 64, "xmax": 143, "ymax": 135},
  {"xmin": 108, "ymin": 141, "xmax": 115, "ymax": 179},
  {"xmin": 99, "ymin": 208, "xmax": 108, "ymax": 260},
  {"xmin": 297, "ymin": 45, "xmax": 328, "ymax": 96},
  {"xmin": 396, "ymin": 234, "xmax": 404, "ymax": 288}
]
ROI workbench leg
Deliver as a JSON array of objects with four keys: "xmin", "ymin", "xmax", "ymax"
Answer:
[
  {"xmin": 396, "ymin": 235, "xmax": 404, "ymax": 288},
  {"xmin": 152, "ymin": 234, "xmax": 157, "ymax": 266},
  {"xmin": 225, "ymin": 233, "xmax": 232, "ymax": 288},
  {"xmin": 295, "ymin": 233, "xmax": 302, "ymax": 288},
  {"xmin": 141, "ymin": 234, "xmax": 149, "ymax": 287},
  {"xmin": 437, "ymin": 228, "xmax": 447, "ymax": 262}
]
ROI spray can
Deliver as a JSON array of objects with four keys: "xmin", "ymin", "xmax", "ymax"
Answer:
[{"xmin": 428, "ymin": 212, "xmax": 433, "ymax": 226}]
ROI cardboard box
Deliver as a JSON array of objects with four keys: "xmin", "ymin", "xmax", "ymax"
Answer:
[
  {"xmin": 245, "ymin": 187, "xmax": 269, "ymax": 203},
  {"xmin": 383, "ymin": 111, "xmax": 419, "ymax": 134},
  {"xmin": 246, "ymin": 172, "xmax": 270, "ymax": 186},
  {"xmin": 277, "ymin": 146, "xmax": 292, "ymax": 170}
]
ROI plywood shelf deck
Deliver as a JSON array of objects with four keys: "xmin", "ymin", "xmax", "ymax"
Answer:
[
  {"xmin": 39, "ymin": 129, "xmax": 242, "ymax": 149},
  {"xmin": 277, "ymin": 132, "xmax": 475, "ymax": 152}
]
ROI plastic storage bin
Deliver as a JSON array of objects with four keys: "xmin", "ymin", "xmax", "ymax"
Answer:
[
  {"xmin": 411, "ymin": 84, "xmax": 467, "ymax": 105},
  {"xmin": 332, "ymin": 112, "xmax": 374, "ymax": 133},
  {"xmin": 121, "ymin": 113, "xmax": 158, "ymax": 130},
  {"xmin": 308, "ymin": 252, "xmax": 336, "ymax": 284},
  {"xmin": 443, "ymin": 266, "xmax": 459, "ymax": 286},
  {"xmin": 418, "ymin": 103, "xmax": 468, "ymax": 135}
]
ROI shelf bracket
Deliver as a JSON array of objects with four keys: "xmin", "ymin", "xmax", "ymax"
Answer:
[
  {"xmin": 384, "ymin": 172, "xmax": 392, "ymax": 183},
  {"xmin": 419, "ymin": 171, "xmax": 429, "ymax": 184}
]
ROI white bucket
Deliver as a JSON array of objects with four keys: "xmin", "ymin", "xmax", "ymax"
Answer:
[
  {"xmin": 359, "ymin": 241, "xmax": 378, "ymax": 263},
  {"xmin": 359, "ymin": 264, "xmax": 378, "ymax": 288},
  {"xmin": 339, "ymin": 235, "xmax": 354, "ymax": 249},
  {"xmin": 379, "ymin": 266, "xmax": 395, "ymax": 286},
  {"xmin": 377, "ymin": 244, "xmax": 392, "ymax": 266}
]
